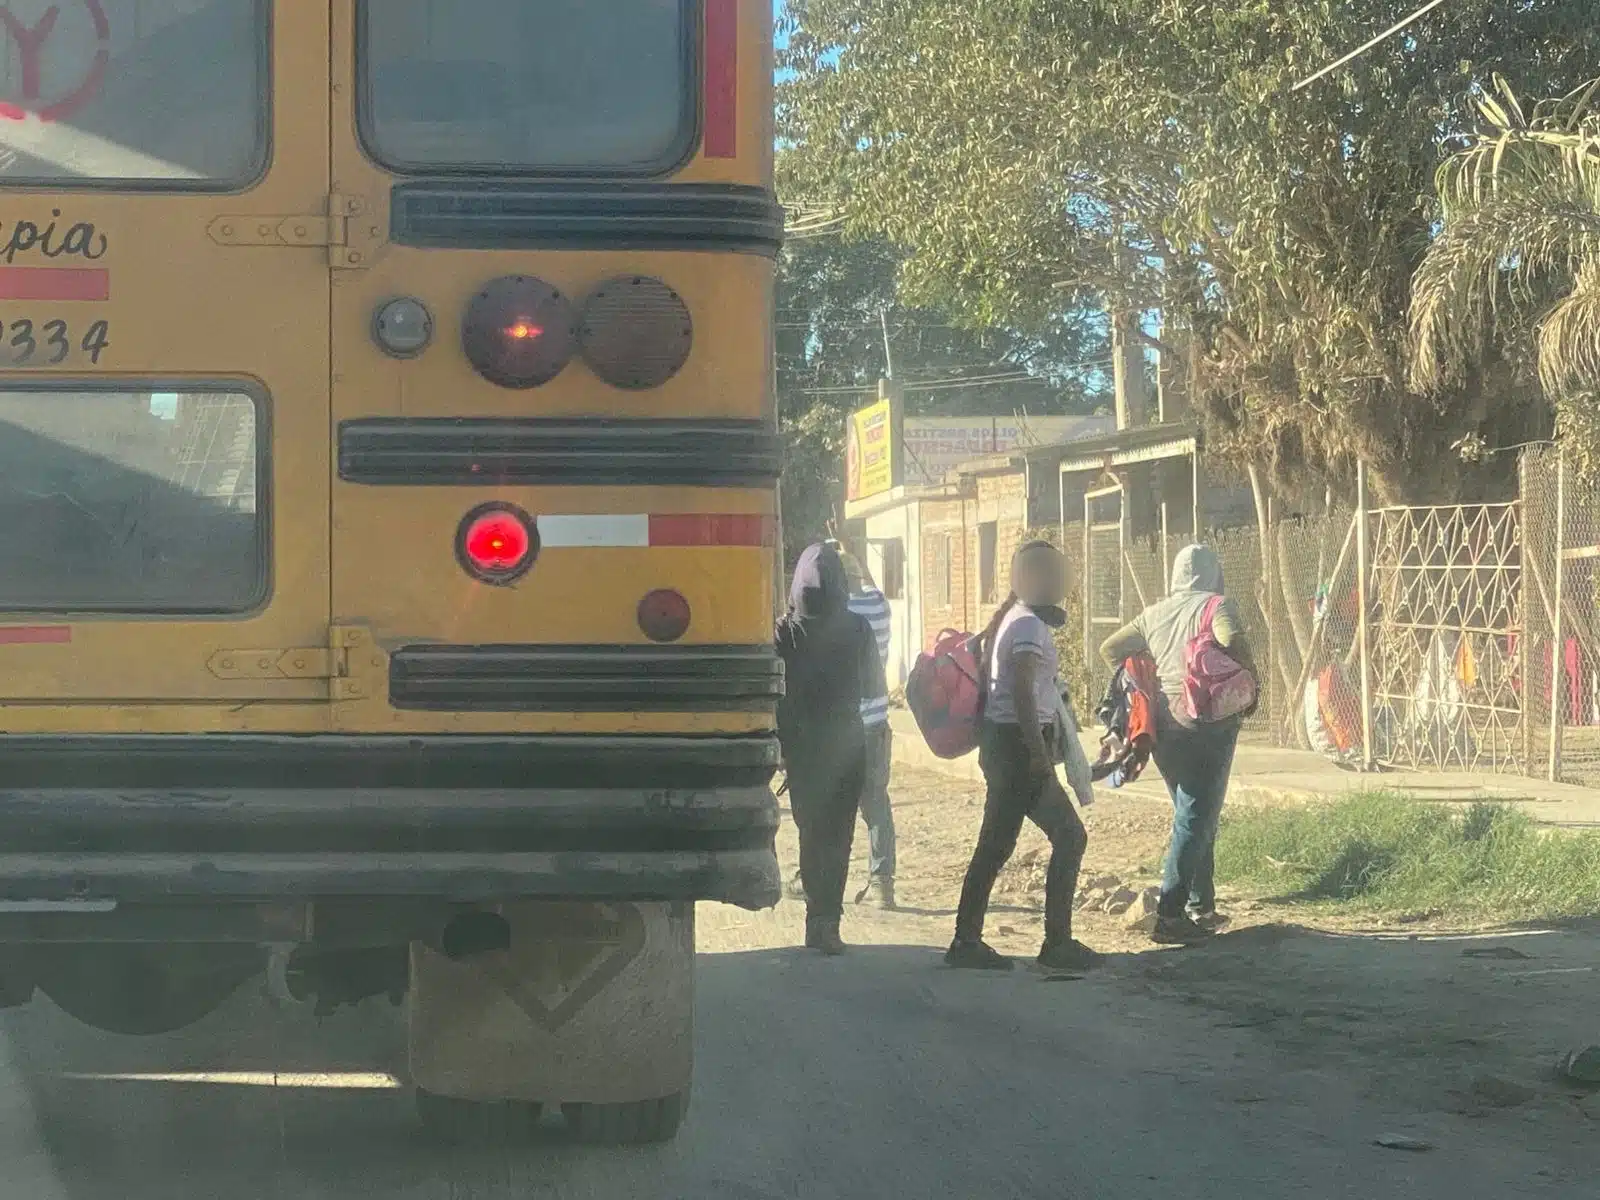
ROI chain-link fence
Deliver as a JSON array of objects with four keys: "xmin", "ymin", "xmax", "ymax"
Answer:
[
  {"xmin": 1063, "ymin": 515, "xmax": 1277, "ymax": 740},
  {"xmin": 1261, "ymin": 509, "xmax": 1363, "ymax": 760},
  {"xmin": 1523, "ymin": 444, "xmax": 1600, "ymax": 786}
]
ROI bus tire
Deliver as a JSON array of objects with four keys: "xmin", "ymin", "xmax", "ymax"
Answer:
[
  {"xmin": 33, "ymin": 945, "xmax": 260, "ymax": 1035},
  {"xmin": 562, "ymin": 1089, "xmax": 689, "ymax": 1144}
]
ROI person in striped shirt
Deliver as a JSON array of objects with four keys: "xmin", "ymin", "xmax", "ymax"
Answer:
[{"xmin": 839, "ymin": 543, "xmax": 897, "ymax": 909}]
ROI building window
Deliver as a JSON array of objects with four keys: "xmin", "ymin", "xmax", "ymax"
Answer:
[
  {"xmin": 931, "ymin": 534, "xmax": 952, "ymax": 607},
  {"xmin": 978, "ymin": 521, "xmax": 999, "ymax": 604},
  {"xmin": 879, "ymin": 539, "xmax": 905, "ymax": 600}
]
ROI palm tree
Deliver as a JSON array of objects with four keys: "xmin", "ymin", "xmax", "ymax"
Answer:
[{"xmin": 1409, "ymin": 76, "xmax": 1600, "ymax": 445}]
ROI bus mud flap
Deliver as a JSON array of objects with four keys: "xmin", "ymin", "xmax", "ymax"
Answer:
[{"xmin": 406, "ymin": 901, "xmax": 693, "ymax": 1105}]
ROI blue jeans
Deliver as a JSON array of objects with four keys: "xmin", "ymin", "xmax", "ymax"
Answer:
[
  {"xmin": 858, "ymin": 723, "xmax": 896, "ymax": 878},
  {"xmin": 1151, "ymin": 719, "xmax": 1240, "ymax": 918}
]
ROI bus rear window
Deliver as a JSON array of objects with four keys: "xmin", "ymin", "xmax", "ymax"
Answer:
[
  {"xmin": 0, "ymin": 389, "xmax": 265, "ymax": 613},
  {"xmin": 0, "ymin": 0, "xmax": 267, "ymax": 187},
  {"xmin": 359, "ymin": 0, "xmax": 694, "ymax": 174}
]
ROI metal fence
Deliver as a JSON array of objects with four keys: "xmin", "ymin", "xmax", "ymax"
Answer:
[
  {"xmin": 1057, "ymin": 447, "xmax": 1600, "ymax": 786},
  {"xmin": 1523, "ymin": 444, "xmax": 1600, "ymax": 786},
  {"xmin": 1232, "ymin": 446, "xmax": 1600, "ymax": 785},
  {"xmin": 1366, "ymin": 502, "xmax": 1526, "ymax": 773}
]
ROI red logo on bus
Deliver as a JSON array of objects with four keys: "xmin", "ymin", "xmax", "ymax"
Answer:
[{"xmin": 0, "ymin": 1, "xmax": 110, "ymax": 123}]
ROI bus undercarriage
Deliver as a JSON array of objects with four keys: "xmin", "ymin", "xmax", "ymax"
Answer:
[{"xmin": 0, "ymin": 732, "xmax": 780, "ymax": 1143}]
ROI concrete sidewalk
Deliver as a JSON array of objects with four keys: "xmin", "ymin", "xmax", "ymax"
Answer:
[{"xmin": 886, "ymin": 711, "xmax": 1600, "ymax": 829}]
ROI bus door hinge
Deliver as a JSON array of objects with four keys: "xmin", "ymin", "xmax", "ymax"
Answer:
[
  {"xmin": 206, "ymin": 627, "xmax": 384, "ymax": 699},
  {"xmin": 208, "ymin": 646, "xmax": 344, "ymax": 682},
  {"xmin": 206, "ymin": 194, "xmax": 379, "ymax": 269}
]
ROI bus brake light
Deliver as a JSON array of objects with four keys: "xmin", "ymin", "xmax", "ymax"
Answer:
[{"xmin": 456, "ymin": 505, "xmax": 537, "ymax": 585}]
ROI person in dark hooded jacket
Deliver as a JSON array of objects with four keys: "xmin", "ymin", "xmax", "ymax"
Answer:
[{"xmin": 776, "ymin": 542, "xmax": 887, "ymax": 955}]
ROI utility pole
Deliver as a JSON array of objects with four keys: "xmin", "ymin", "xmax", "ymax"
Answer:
[
  {"xmin": 879, "ymin": 374, "xmax": 905, "ymax": 490},
  {"xmin": 879, "ymin": 308, "xmax": 895, "ymax": 380},
  {"xmin": 1112, "ymin": 308, "xmax": 1150, "ymax": 431}
]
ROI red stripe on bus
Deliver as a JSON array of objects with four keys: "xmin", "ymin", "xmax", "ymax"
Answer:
[
  {"xmin": 0, "ymin": 267, "xmax": 110, "ymax": 302},
  {"xmin": 703, "ymin": 0, "xmax": 738, "ymax": 158},
  {"xmin": 0, "ymin": 626, "xmax": 70, "ymax": 644},
  {"xmin": 649, "ymin": 514, "xmax": 771, "ymax": 546}
]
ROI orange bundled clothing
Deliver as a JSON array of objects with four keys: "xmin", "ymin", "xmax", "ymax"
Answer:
[{"xmin": 1090, "ymin": 655, "xmax": 1160, "ymax": 786}]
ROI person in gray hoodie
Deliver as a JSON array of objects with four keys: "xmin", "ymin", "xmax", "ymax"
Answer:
[{"xmin": 1099, "ymin": 544, "xmax": 1257, "ymax": 945}]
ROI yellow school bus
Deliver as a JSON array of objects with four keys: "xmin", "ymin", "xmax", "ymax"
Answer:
[{"xmin": 0, "ymin": 0, "xmax": 779, "ymax": 1142}]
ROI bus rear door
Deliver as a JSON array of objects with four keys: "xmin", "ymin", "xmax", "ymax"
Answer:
[
  {"xmin": 0, "ymin": 1, "xmax": 333, "ymax": 721},
  {"xmin": 326, "ymin": 1, "xmax": 779, "ymax": 733}
]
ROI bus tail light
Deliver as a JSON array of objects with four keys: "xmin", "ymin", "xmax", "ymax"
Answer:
[
  {"xmin": 577, "ymin": 276, "xmax": 693, "ymax": 390},
  {"xmin": 456, "ymin": 504, "xmax": 538, "ymax": 585},
  {"xmin": 637, "ymin": 589, "xmax": 692, "ymax": 643},
  {"xmin": 462, "ymin": 276, "xmax": 575, "ymax": 388}
]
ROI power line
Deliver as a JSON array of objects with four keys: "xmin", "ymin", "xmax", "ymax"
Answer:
[{"xmin": 1291, "ymin": 0, "xmax": 1449, "ymax": 92}]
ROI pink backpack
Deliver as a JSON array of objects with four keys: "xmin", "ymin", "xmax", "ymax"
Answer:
[
  {"xmin": 906, "ymin": 628, "xmax": 986, "ymax": 758},
  {"xmin": 1178, "ymin": 595, "xmax": 1257, "ymax": 724}
]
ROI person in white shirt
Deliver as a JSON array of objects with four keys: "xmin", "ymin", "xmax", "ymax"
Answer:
[{"xmin": 946, "ymin": 541, "xmax": 1101, "ymax": 972}]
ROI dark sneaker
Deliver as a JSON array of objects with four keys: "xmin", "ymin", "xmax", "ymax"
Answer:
[
  {"xmin": 1188, "ymin": 907, "xmax": 1231, "ymax": 932},
  {"xmin": 943, "ymin": 939, "xmax": 1013, "ymax": 970},
  {"xmin": 1152, "ymin": 914, "xmax": 1213, "ymax": 946},
  {"xmin": 784, "ymin": 870, "xmax": 807, "ymax": 902},
  {"xmin": 1036, "ymin": 939, "xmax": 1105, "ymax": 972},
  {"xmin": 854, "ymin": 877, "xmax": 896, "ymax": 910}
]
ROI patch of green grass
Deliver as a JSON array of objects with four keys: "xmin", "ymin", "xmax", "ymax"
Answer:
[{"xmin": 1214, "ymin": 792, "xmax": 1600, "ymax": 923}]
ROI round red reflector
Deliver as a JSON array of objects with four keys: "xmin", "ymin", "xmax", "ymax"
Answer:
[
  {"xmin": 462, "ymin": 276, "xmax": 575, "ymax": 389},
  {"xmin": 456, "ymin": 504, "xmax": 537, "ymax": 585},
  {"xmin": 637, "ymin": 589, "xmax": 692, "ymax": 643}
]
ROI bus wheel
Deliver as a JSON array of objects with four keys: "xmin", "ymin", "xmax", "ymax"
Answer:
[
  {"xmin": 414, "ymin": 1088, "xmax": 540, "ymax": 1144},
  {"xmin": 34, "ymin": 945, "xmax": 260, "ymax": 1035},
  {"xmin": 562, "ymin": 1090, "xmax": 689, "ymax": 1144}
]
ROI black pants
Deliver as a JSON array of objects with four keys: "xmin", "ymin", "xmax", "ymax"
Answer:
[
  {"xmin": 788, "ymin": 739, "xmax": 865, "ymax": 930},
  {"xmin": 955, "ymin": 722, "xmax": 1087, "ymax": 948}
]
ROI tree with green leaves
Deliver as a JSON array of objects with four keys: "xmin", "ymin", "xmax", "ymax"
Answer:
[
  {"xmin": 776, "ymin": 223, "xmax": 1108, "ymax": 560},
  {"xmin": 1410, "ymin": 76, "xmax": 1600, "ymax": 471},
  {"xmin": 779, "ymin": 0, "xmax": 1600, "ymax": 503}
]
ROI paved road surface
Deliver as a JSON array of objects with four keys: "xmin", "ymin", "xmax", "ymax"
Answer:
[{"xmin": 0, "ymin": 930, "xmax": 1587, "ymax": 1200}]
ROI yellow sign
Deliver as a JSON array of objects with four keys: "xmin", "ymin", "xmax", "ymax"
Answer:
[{"xmin": 845, "ymin": 399, "xmax": 894, "ymax": 502}]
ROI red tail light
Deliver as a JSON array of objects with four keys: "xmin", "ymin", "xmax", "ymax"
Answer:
[
  {"xmin": 456, "ymin": 504, "xmax": 537, "ymax": 585},
  {"xmin": 637, "ymin": 589, "xmax": 692, "ymax": 642}
]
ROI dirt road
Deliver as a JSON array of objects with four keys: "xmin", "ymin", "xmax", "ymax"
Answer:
[{"xmin": 0, "ymin": 765, "xmax": 1592, "ymax": 1198}]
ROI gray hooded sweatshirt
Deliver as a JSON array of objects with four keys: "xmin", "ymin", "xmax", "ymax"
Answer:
[{"xmin": 1099, "ymin": 544, "xmax": 1248, "ymax": 706}]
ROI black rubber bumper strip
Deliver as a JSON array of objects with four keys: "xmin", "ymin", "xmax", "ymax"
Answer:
[
  {"xmin": 0, "ymin": 733, "xmax": 780, "ymax": 790},
  {"xmin": 338, "ymin": 418, "xmax": 781, "ymax": 488},
  {"xmin": 390, "ymin": 181, "xmax": 785, "ymax": 256},
  {"xmin": 388, "ymin": 644, "xmax": 784, "ymax": 714}
]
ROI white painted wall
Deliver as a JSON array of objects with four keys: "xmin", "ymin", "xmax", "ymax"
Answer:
[{"xmin": 863, "ymin": 501, "xmax": 922, "ymax": 691}]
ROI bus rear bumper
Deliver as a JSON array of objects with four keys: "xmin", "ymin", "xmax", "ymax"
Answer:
[
  {"xmin": 0, "ymin": 843, "xmax": 779, "ymax": 911},
  {"xmin": 0, "ymin": 734, "xmax": 782, "ymax": 915}
]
